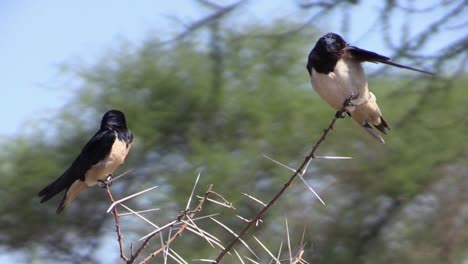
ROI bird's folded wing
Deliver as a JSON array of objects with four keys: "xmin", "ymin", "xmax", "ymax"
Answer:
[
  {"xmin": 70, "ymin": 129, "xmax": 117, "ymax": 181},
  {"xmin": 345, "ymin": 46, "xmax": 433, "ymax": 75},
  {"xmin": 38, "ymin": 130, "xmax": 116, "ymax": 202}
]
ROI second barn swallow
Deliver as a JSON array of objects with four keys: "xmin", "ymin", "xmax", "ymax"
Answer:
[
  {"xmin": 306, "ymin": 32, "xmax": 432, "ymax": 143},
  {"xmin": 38, "ymin": 110, "xmax": 133, "ymax": 214}
]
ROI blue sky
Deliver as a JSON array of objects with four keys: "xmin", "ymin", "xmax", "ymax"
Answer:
[
  {"xmin": 0, "ymin": 0, "xmax": 300, "ymax": 136},
  {"xmin": 0, "ymin": 0, "xmax": 196, "ymax": 136},
  {"xmin": 0, "ymin": 0, "xmax": 453, "ymax": 137}
]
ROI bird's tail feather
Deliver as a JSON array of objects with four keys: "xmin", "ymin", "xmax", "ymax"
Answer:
[
  {"xmin": 38, "ymin": 175, "xmax": 68, "ymax": 203},
  {"xmin": 363, "ymin": 124, "xmax": 385, "ymax": 144},
  {"xmin": 373, "ymin": 116, "xmax": 390, "ymax": 134},
  {"xmin": 38, "ymin": 169, "xmax": 77, "ymax": 203},
  {"xmin": 56, "ymin": 180, "xmax": 87, "ymax": 214}
]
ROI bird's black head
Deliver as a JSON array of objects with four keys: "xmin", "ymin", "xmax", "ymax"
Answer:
[
  {"xmin": 307, "ymin": 32, "xmax": 348, "ymax": 74},
  {"xmin": 101, "ymin": 110, "xmax": 128, "ymax": 130},
  {"xmin": 317, "ymin": 33, "xmax": 347, "ymax": 54}
]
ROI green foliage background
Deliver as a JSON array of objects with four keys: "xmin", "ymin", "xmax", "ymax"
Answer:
[{"xmin": 1, "ymin": 18, "xmax": 467, "ymax": 264}]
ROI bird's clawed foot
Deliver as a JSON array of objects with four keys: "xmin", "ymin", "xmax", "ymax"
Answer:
[
  {"xmin": 343, "ymin": 95, "xmax": 354, "ymax": 108},
  {"xmin": 347, "ymin": 93, "xmax": 368, "ymax": 108},
  {"xmin": 97, "ymin": 174, "xmax": 113, "ymax": 188},
  {"xmin": 336, "ymin": 94, "xmax": 357, "ymax": 118},
  {"xmin": 335, "ymin": 110, "xmax": 346, "ymax": 118},
  {"xmin": 344, "ymin": 93, "xmax": 362, "ymax": 107},
  {"xmin": 339, "ymin": 93, "xmax": 363, "ymax": 116}
]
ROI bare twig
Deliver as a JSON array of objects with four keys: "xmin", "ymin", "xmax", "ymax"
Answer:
[
  {"xmin": 241, "ymin": 192, "xmax": 267, "ymax": 207},
  {"xmin": 140, "ymin": 185, "xmax": 214, "ymax": 264},
  {"xmin": 252, "ymin": 236, "xmax": 280, "ymax": 264},
  {"xmin": 210, "ymin": 217, "xmax": 258, "ymax": 259},
  {"xmin": 214, "ymin": 108, "xmax": 346, "ymax": 263},
  {"xmin": 105, "ymin": 171, "xmax": 217, "ymax": 264},
  {"xmin": 105, "ymin": 183, "xmax": 163, "ymax": 264},
  {"xmin": 158, "ymin": 0, "xmax": 245, "ymax": 46},
  {"xmin": 261, "ymin": 156, "xmax": 326, "ymax": 205},
  {"xmin": 285, "ymin": 219, "xmax": 292, "ymax": 261},
  {"xmin": 119, "ymin": 208, "xmax": 160, "ymax": 216},
  {"xmin": 104, "ymin": 184, "xmax": 129, "ymax": 263},
  {"xmin": 106, "ymin": 185, "xmax": 158, "ymax": 213},
  {"xmin": 107, "ymin": 168, "xmax": 135, "ymax": 184}
]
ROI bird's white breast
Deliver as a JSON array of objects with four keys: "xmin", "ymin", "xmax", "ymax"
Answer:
[
  {"xmin": 84, "ymin": 133, "xmax": 132, "ymax": 186},
  {"xmin": 310, "ymin": 59, "xmax": 369, "ymax": 110}
]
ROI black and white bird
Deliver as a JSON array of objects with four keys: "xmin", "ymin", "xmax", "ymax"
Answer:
[
  {"xmin": 38, "ymin": 110, "xmax": 133, "ymax": 214},
  {"xmin": 306, "ymin": 32, "xmax": 432, "ymax": 143}
]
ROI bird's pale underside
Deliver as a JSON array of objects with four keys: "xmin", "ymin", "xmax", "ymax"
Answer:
[{"xmin": 307, "ymin": 32, "xmax": 433, "ymax": 143}]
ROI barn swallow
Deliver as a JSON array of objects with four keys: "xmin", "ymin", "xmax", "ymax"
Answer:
[
  {"xmin": 38, "ymin": 110, "xmax": 133, "ymax": 214},
  {"xmin": 306, "ymin": 32, "xmax": 432, "ymax": 143}
]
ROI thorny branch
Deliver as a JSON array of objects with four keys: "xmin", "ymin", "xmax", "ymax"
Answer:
[
  {"xmin": 214, "ymin": 105, "xmax": 348, "ymax": 263},
  {"xmin": 104, "ymin": 184, "xmax": 129, "ymax": 263},
  {"xmin": 105, "ymin": 182, "xmax": 214, "ymax": 263},
  {"xmin": 140, "ymin": 184, "xmax": 213, "ymax": 264}
]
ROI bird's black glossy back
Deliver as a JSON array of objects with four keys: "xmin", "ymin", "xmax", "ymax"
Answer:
[{"xmin": 307, "ymin": 33, "xmax": 347, "ymax": 74}]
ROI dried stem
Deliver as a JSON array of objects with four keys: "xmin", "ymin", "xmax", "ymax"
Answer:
[
  {"xmin": 214, "ymin": 109, "xmax": 345, "ymax": 263},
  {"xmin": 104, "ymin": 184, "xmax": 130, "ymax": 263},
  {"xmin": 306, "ymin": 113, "xmax": 342, "ymax": 159},
  {"xmin": 127, "ymin": 232, "xmax": 153, "ymax": 263},
  {"xmin": 140, "ymin": 184, "xmax": 214, "ymax": 264}
]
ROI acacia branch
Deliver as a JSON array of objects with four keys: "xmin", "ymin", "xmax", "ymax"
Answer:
[
  {"xmin": 140, "ymin": 184, "xmax": 214, "ymax": 264},
  {"xmin": 214, "ymin": 108, "xmax": 346, "ymax": 263},
  {"xmin": 104, "ymin": 184, "xmax": 130, "ymax": 263}
]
